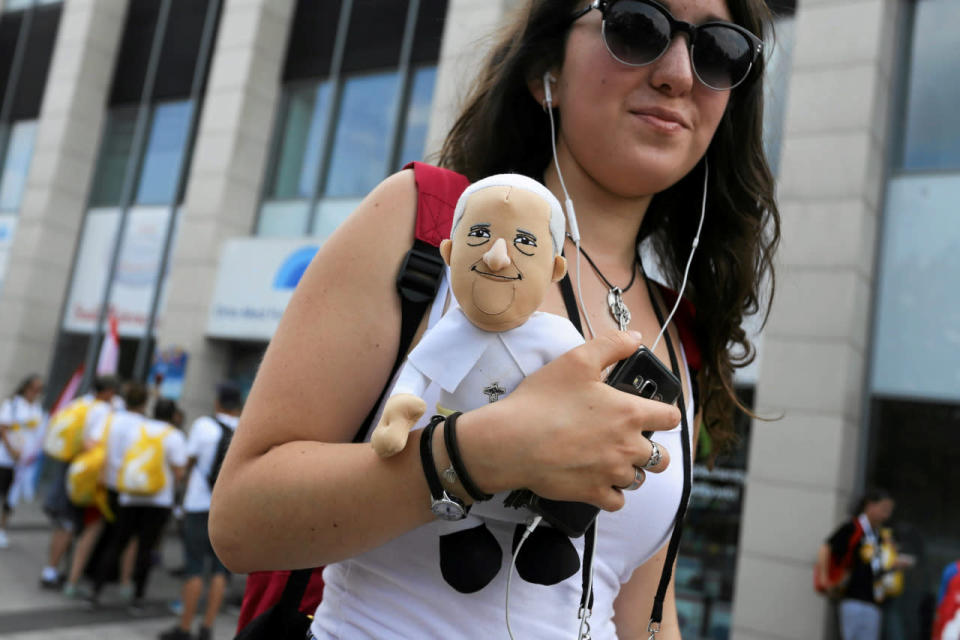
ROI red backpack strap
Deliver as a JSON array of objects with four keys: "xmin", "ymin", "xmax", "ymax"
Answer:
[
  {"xmin": 655, "ymin": 283, "xmax": 702, "ymax": 373},
  {"xmin": 404, "ymin": 161, "xmax": 470, "ymax": 247}
]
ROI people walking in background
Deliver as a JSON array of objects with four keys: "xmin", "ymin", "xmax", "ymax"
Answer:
[
  {"xmin": 933, "ymin": 559, "xmax": 960, "ymax": 640},
  {"xmin": 0, "ymin": 374, "xmax": 45, "ymax": 549},
  {"xmin": 160, "ymin": 383, "xmax": 241, "ymax": 640},
  {"xmin": 816, "ymin": 488, "xmax": 914, "ymax": 640},
  {"xmin": 60, "ymin": 375, "xmax": 119, "ymax": 598},
  {"xmin": 90, "ymin": 383, "xmax": 186, "ymax": 610}
]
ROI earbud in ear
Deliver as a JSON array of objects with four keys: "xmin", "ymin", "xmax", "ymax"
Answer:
[{"xmin": 542, "ymin": 71, "xmax": 556, "ymax": 107}]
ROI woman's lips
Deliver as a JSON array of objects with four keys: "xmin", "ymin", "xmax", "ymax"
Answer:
[{"xmin": 632, "ymin": 112, "xmax": 685, "ymax": 133}]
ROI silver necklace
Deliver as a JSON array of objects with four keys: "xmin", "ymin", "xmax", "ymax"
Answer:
[{"xmin": 577, "ymin": 244, "xmax": 639, "ymax": 331}]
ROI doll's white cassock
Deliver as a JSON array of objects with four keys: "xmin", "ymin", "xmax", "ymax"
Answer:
[{"xmin": 391, "ymin": 303, "xmax": 584, "ymax": 522}]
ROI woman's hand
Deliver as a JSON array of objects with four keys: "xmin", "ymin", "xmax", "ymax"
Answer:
[{"xmin": 457, "ymin": 330, "xmax": 681, "ymax": 512}]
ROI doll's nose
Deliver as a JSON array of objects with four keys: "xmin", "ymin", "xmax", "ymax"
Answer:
[{"xmin": 483, "ymin": 238, "xmax": 511, "ymax": 271}]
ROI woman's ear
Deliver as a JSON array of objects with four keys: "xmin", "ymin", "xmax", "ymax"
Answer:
[{"xmin": 528, "ymin": 70, "xmax": 560, "ymax": 109}]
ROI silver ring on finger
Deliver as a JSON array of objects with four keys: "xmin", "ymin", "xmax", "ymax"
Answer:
[
  {"xmin": 640, "ymin": 440, "xmax": 662, "ymax": 470},
  {"xmin": 622, "ymin": 466, "xmax": 644, "ymax": 491}
]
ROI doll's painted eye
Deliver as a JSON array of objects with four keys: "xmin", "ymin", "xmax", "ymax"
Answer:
[
  {"xmin": 514, "ymin": 232, "xmax": 537, "ymax": 256},
  {"xmin": 467, "ymin": 224, "xmax": 491, "ymax": 245}
]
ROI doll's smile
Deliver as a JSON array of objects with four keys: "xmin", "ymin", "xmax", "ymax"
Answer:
[{"xmin": 471, "ymin": 264, "xmax": 522, "ymax": 281}]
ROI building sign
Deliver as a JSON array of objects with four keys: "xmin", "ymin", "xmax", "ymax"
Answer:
[{"xmin": 207, "ymin": 237, "xmax": 319, "ymax": 341}]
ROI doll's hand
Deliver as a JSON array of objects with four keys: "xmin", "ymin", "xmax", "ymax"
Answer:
[
  {"xmin": 371, "ymin": 393, "xmax": 427, "ymax": 458},
  {"xmin": 459, "ymin": 330, "xmax": 682, "ymax": 512}
]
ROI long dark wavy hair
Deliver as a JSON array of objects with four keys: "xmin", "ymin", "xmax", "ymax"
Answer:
[{"xmin": 438, "ymin": 0, "xmax": 781, "ymax": 450}]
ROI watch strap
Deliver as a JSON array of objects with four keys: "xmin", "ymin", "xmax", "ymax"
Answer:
[
  {"xmin": 442, "ymin": 412, "xmax": 493, "ymax": 501},
  {"xmin": 419, "ymin": 415, "xmax": 447, "ymax": 499}
]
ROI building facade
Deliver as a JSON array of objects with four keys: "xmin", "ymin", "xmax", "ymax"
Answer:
[{"xmin": 0, "ymin": 1, "xmax": 956, "ymax": 638}]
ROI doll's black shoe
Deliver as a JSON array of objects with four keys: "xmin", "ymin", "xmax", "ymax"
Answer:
[
  {"xmin": 511, "ymin": 522, "xmax": 580, "ymax": 585},
  {"xmin": 439, "ymin": 523, "xmax": 502, "ymax": 593}
]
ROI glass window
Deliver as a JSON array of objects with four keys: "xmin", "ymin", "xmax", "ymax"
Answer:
[
  {"xmin": 867, "ymin": 397, "xmax": 960, "ymax": 640},
  {"xmin": 62, "ymin": 208, "xmax": 122, "ymax": 333},
  {"xmin": 3, "ymin": 0, "xmax": 61, "ymax": 12},
  {"xmin": 871, "ymin": 174, "xmax": 960, "ymax": 402},
  {"xmin": 107, "ymin": 206, "xmax": 174, "ymax": 337},
  {"xmin": 324, "ymin": 71, "xmax": 400, "ymax": 197},
  {"xmin": 901, "ymin": 0, "xmax": 960, "ymax": 171},
  {"xmin": 397, "ymin": 66, "xmax": 437, "ymax": 168},
  {"xmin": 0, "ymin": 213, "xmax": 17, "ymax": 293},
  {"xmin": 0, "ymin": 119, "xmax": 37, "ymax": 212},
  {"xmin": 271, "ymin": 82, "xmax": 333, "ymax": 199},
  {"xmin": 89, "ymin": 108, "xmax": 137, "ymax": 207},
  {"xmin": 763, "ymin": 16, "xmax": 795, "ymax": 177},
  {"xmin": 257, "ymin": 200, "xmax": 311, "ymax": 237},
  {"xmin": 135, "ymin": 100, "xmax": 193, "ymax": 205}
]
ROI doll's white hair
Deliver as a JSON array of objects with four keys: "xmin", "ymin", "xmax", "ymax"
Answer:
[{"xmin": 451, "ymin": 174, "xmax": 567, "ymax": 256}]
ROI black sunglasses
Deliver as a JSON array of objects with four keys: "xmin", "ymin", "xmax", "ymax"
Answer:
[{"xmin": 571, "ymin": 0, "xmax": 763, "ymax": 91}]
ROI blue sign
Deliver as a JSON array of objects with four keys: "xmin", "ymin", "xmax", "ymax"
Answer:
[{"xmin": 272, "ymin": 245, "xmax": 319, "ymax": 290}]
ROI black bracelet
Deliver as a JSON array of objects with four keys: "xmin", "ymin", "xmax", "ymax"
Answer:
[{"xmin": 442, "ymin": 412, "xmax": 493, "ymax": 502}]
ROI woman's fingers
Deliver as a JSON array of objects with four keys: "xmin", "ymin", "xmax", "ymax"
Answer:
[
  {"xmin": 580, "ymin": 330, "xmax": 645, "ymax": 377},
  {"xmin": 634, "ymin": 438, "xmax": 670, "ymax": 474}
]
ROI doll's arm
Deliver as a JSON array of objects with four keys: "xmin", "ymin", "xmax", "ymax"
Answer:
[{"xmin": 370, "ymin": 365, "xmax": 430, "ymax": 457}]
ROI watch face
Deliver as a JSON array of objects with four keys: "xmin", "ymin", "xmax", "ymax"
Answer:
[{"xmin": 432, "ymin": 496, "xmax": 466, "ymax": 521}]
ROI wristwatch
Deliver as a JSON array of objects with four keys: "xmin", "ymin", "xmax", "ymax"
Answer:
[{"xmin": 419, "ymin": 415, "xmax": 468, "ymax": 521}]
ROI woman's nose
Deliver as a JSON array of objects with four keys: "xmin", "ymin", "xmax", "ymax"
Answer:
[
  {"xmin": 482, "ymin": 238, "xmax": 511, "ymax": 271},
  {"xmin": 649, "ymin": 36, "xmax": 695, "ymax": 95}
]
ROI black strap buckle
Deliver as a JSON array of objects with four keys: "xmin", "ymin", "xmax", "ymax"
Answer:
[{"xmin": 396, "ymin": 244, "xmax": 445, "ymax": 304}]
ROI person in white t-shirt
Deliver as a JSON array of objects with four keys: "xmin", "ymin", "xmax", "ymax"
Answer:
[
  {"xmin": 0, "ymin": 374, "xmax": 45, "ymax": 549},
  {"xmin": 89, "ymin": 384, "xmax": 187, "ymax": 611},
  {"xmin": 59, "ymin": 376, "xmax": 119, "ymax": 597},
  {"xmin": 160, "ymin": 383, "xmax": 241, "ymax": 640}
]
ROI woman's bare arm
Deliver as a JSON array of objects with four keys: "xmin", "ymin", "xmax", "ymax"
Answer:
[{"xmin": 209, "ymin": 170, "xmax": 436, "ymax": 572}]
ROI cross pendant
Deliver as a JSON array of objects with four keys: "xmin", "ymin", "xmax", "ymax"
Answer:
[
  {"xmin": 483, "ymin": 382, "xmax": 506, "ymax": 403},
  {"xmin": 607, "ymin": 287, "xmax": 631, "ymax": 331}
]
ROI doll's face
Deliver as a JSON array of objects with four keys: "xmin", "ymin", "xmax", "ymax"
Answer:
[{"xmin": 441, "ymin": 186, "xmax": 566, "ymax": 332}]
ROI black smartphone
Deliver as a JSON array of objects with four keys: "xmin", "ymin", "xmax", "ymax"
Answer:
[{"xmin": 505, "ymin": 347, "xmax": 682, "ymax": 538}]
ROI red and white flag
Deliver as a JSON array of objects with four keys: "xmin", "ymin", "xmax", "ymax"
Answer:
[
  {"xmin": 51, "ymin": 363, "xmax": 84, "ymax": 414},
  {"xmin": 97, "ymin": 311, "xmax": 120, "ymax": 375}
]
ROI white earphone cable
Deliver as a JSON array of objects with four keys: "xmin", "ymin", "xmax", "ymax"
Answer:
[
  {"xmin": 650, "ymin": 158, "xmax": 708, "ymax": 352},
  {"xmin": 545, "ymin": 72, "xmax": 596, "ymax": 339},
  {"xmin": 505, "ymin": 516, "xmax": 543, "ymax": 640}
]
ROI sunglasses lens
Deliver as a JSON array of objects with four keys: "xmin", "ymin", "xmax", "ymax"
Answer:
[
  {"xmin": 603, "ymin": 0, "xmax": 671, "ymax": 66},
  {"xmin": 693, "ymin": 25, "xmax": 754, "ymax": 89}
]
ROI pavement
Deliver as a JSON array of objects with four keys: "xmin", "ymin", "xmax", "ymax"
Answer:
[{"xmin": 0, "ymin": 498, "xmax": 243, "ymax": 639}]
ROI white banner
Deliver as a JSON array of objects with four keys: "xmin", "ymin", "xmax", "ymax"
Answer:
[{"xmin": 206, "ymin": 237, "xmax": 319, "ymax": 341}]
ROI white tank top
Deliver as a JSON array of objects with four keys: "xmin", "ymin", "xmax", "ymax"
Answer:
[{"xmin": 310, "ymin": 275, "xmax": 696, "ymax": 639}]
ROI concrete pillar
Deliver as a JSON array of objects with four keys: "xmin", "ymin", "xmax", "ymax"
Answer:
[
  {"xmin": 424, "ymin": 0, "xmax": 516, "ymax": 159},
  {"xmin": 0, "ymin": 0, "xmax": 127, "ymax": 397},
  {"xmin": 730, "ymin": 1, "xmax": 902, "ymax": 638},
  {"xmin": 158, "ymin": 0, "xmax": 295, "ymax": 422}
]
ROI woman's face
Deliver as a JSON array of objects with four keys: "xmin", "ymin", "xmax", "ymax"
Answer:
[
  {"xmin": 555, "ymin": 0, "xmax": 734, "ymax": 197},
  {"xmin": 23, "ymin": 377, "xmax": 43, "ymax": 403}
]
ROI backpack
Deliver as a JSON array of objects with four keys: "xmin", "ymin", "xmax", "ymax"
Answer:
[
  {"xmin": 117, "ymin": 423, "xmax": 173, "ymax": 495},
  {"xmin": 43, "ymin": 397, "xmax": 93, "ymax": 462},
  {"xmin": 66, "ymin": 413, "xmax": 113, "ymax": 507},
  {"xmin": 207, "ymin": 418, "xmax": 233, "ymax": 489},
  {"xmin": 815, "ymin": 518, "xmax": 864, "ymax": 598}
]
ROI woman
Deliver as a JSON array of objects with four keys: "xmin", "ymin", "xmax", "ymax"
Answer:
[
  {"xmin": 211, "ymin": 0, "xmax": 779, "ymax": 637},
  {"xmin": 0, "ymin": 374, "xmax": 45, "ymax": 549}
]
